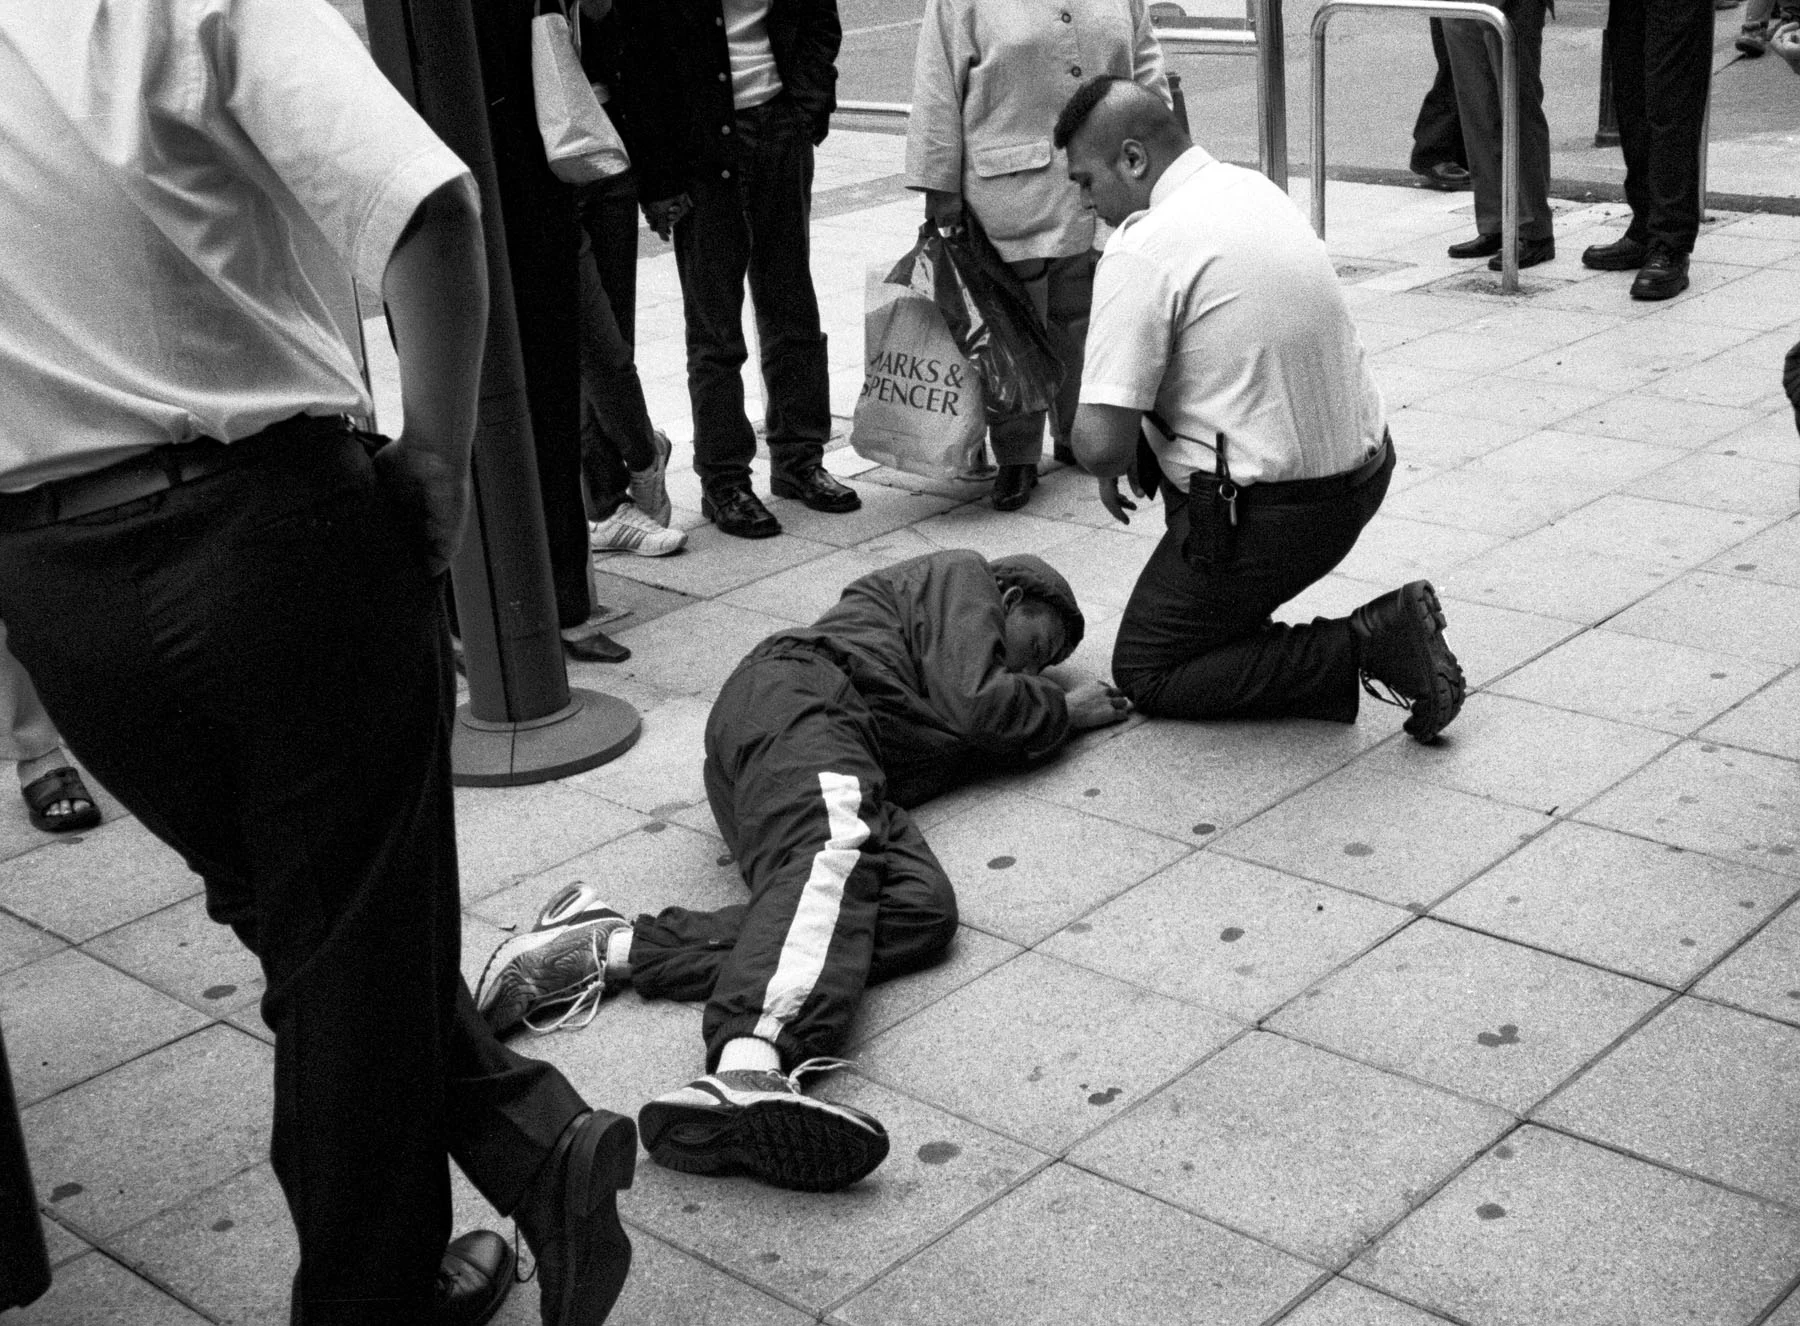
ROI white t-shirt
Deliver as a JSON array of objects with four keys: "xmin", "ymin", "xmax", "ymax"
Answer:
[
  {"xmin": 724, "ymin": 0, "xmax": 784, "ymax": 111},
  {"xmin": 1080, "ymin": 147, "xmax": 1385, "ymax": 489},
  {"xmin": 0, "ymin": 0, "xmax": 473, "ymax": 489}
]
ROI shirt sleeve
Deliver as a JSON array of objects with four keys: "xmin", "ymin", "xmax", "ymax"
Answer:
[
  {"xmin": 904, "ymin": 0, "xmax": 972, "ymax": 194},
  {"xmin": 1079, "ymin": 242, "xmax": 1176, "ymax": 409},
  {"xmin": 207, "ymin": 0, "xmax": 475, "ymax": 290}
]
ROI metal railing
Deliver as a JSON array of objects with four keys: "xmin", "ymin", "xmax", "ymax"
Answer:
[
  {"xmin": 1310, "ymin": 0, "xmax": 1520, "ymax": 292},
  {"xmin": 836, "ymin": 0, "xmax": 1292, "ymax": 193}
]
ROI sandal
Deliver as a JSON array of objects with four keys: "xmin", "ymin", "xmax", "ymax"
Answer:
[{"xmin": 21, "ymin": 766, "xmax": 101, "ymax": 834}]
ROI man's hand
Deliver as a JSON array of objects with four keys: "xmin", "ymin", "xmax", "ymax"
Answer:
[
  {"xmin": 1772, "ymin": 20, "xmax": 1800, "ymax": 71},
  {"xmin": 372, "ymin": 440, "xmax": 470, "ymax": 577},
  {"xmin": 924, "ymin": 189, "xmax": 964, "ymax": 228},
  {"xmin": 643, "ymin": 194, "xmax": 691, "ymax": 241},
  {"xmin": 1096, "ymin": 470, "xmax": 1144, "ymax": 525},
  {"xmin": 1065, "ymin": 679, "xmax": 1132, "ymax": 730}
]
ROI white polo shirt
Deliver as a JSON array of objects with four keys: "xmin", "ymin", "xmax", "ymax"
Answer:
[
  {"xmin": 0, "ymin": 0, "xmax": 473, "ymax": 490},
  {"xmin": 1080, "ymin": 147, "xmax": 1385, "ymax": 488}
]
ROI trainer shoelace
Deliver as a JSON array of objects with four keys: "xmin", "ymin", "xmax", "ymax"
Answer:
[
  {"xmin": 520, "ymin": 927, "xmax": 615, "ymax": 1034},
  {"xmin": 1359, "ymin": 670, "xmax": 1414, "ymax": 713}
]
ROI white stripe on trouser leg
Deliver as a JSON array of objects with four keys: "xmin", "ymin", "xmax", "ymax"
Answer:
[{"xmin": 751, "ymin": 771, "xmax": 871, "ymax": 1046}]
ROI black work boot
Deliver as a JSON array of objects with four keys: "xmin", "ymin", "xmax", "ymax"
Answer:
[{"xmin": 1350, "ymin": 581, "xmax": 1466, "ymax": 743}]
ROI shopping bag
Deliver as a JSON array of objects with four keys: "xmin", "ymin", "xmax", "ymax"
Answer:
[
  {"xmin": 850, "ymin": 259, "xmax": 989, "ymax": 481},
  {"xmin": 531, "ymin": 0, "xmax": 631, "ymax": 183},
  {"xmin": 894, "ymin": 217, "xmax": 1061, "ymax": 423}
]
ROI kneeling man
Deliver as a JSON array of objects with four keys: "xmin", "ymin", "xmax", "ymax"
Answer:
[
  {"xmin": 477, "ymin": 551, "xmax": 1129, "ymax": 1191},
  {"xmin": 1058, "ymin": 77, "xmax": 1464, "ymax": 741}
]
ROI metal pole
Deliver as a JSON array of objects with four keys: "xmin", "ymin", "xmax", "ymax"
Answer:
[
  {"xmin": 1254, "ymin": 0, "xmax": 1290, "ymax": 189},
  {"xmin": 363, "ymin": 0, "xmax": 639, "ymax": 784},
  {"xmin": 1309, "ymin": 0, "xmax": 1518, "ymax": 292}
]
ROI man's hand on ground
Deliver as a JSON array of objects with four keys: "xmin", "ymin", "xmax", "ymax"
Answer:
[
  {"xmin": 1772, "ymin": 20, "xmax": 1800, "ymax": 70},
  {"xmin": 1065, "ymin": 679, "xmax": 1132, "ymax": 729}
]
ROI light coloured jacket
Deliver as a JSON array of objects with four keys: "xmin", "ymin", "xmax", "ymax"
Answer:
[{"xmin": 905, "ymin": 0, "xmax": 1168, "ymax": 261}]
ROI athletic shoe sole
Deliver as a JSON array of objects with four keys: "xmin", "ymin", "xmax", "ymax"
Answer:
[
  {"xmin": 474, "ymin": 921, "xmax": 613, "ymax": 1035},
  {"xmin": 638, "ymin": 1089, "xmax": 889, "ymax": 1192},
  {"xmin": 1396, "ymin": 581, "xmax": 1465, "ymax": 743}
]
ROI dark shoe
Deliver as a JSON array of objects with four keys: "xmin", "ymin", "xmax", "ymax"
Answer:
[
  {"xmin": 639, "ymin": 1058, "xmax": 888, "ymax": 1192},
  {"xmin": 1416, "ymin": 161, "xmax": 1472, "ymax": 192},
  {"xmin": 771, "ymin": 465, "xmax": 861, "ymax": 513},
  {"xmin": 563, "ymin": 630, "xmax": 630, "ymax": 664},
  {"xmin": 437, "ymin": 1230, "xmax": 516, "ymax": 1326},
  {"xmin": 1581, "ymin": 234, "xmax": 1650, "ymax": 271},
  {"xmin": 702, "ymin": 485, "xmax": 781, "ymax": 539},
  {"xmin": 1447, "ymin": 233, "xmax": 1502, "ymax": 259},
  {"xmin": 991, "ymin": 463, "xmax": 1037, "ymax": 511},
  {"xmin": 1052, "ymin": 439, "xmax": 1077, "ymax": 466},
  {"xmin": 516, "ymin": 1110, "xmax": 637, "ymax": 1326},
  {"xmin": 1631, "ymin": 247, "xmax": 1690, "ymax": 301},
  {"xmin": 1488, "ymin": 237, "xmax": 1555, "ymax": 270},
  {"xmin": 21, "ymin": 767, "xmax": 100, "ymax": 833},
  {"xmin": 1350, "ymin": 580, "xmax": 1465, "ymax": 743},
  {"xmin": 1737, "ymin": 19, "xmax": 1769, "ymax": 53}
]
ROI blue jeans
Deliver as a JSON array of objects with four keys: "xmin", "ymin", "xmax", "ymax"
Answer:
[{"xmin": 673, "ymin": 94, "xmax": 831, "ymax": 495}]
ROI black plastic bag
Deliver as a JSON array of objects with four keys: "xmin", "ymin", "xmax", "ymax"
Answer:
[{"xmin": 887, "ymin": 215, "xmax": 1061, "ymax": 424}]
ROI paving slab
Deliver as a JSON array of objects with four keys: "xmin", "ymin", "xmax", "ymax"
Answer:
[
  {"xmin": 1384, "ymin": 408, "xmax": 1533, "ymax": 470},
  {"xmin": 1218, "ymin": 768, "xmax": 1546, "ymax": 910},
  {"xmin": 1703, "ymin": 516, "xmax": 1800, "ymax": 589},
  {"xmin": 564, "ymin": 693, "xmax": 713, "ymax": 819},
  {"xmin": 1072, "ymin": 1032, "xmax": 1509, "ymax": 1265},
  {"xmin": 719, "ymin": 527, "xmax": 940, "ymax": 624},
  {"xmin": 835, "ymin": 1163, "xmax": 1318, "ymax": 1326},
  {"xmin": 81, "ymin": 895, "xmax": 266, "ymax": 1019},
  {"xmin": 0, "ymin": 818, "xmax": 200, "ymax": 943},
  {"xmin": 1520, "ymin": 494, "xmax": 1771, "ymax": 574},
  {"xmin": 627, "ymin": 1075, "xmax": 1048, "ymax": 1314},
  {"xmin": 1027, "ymin": 714, "xmax": 1391, "ymax": 841},
  {"xmin": 1489, "ymin": 628, "xmax": 1784, "ymax": 735},
  {"xmin": 1349, "ymin": 1126, "xmax": 1800, "ymax": 1326},
  {"xmin": 1556, "ymin": 393, "xmax": 1765, "ymax": 448},
  {"xmin": 1382, "ymin": 467, "xmax": 1600, "ymax": 540},
  {"xmin": 5, "ymin": 1251, "xmax": 208, "ymax": 1325},
  {"xmin": 1360, "ymin": 693, "xmax": 1675, "ymax": 816},
  {"xmin": 1436, "ymin": 534, "xmax": 1679, "ymax": 623},
  {"xmin": 859, "ymin": 949, "xmax": 1239, "ymax": 1151},
  {"xmin": 1467, "ymin": 429, "xmax": 1685, "ymax": 493},
  {"xmin": 1437, "ymin": 821, "xmax": 1797, "ymax": 987},
  {"xmin": 451, "ymin": 780, "xmax": 646, "ymax": 903},
  {"xmin": 109, "ymin": 1162, "xmax": 293, "ymax": 1326},
  {"xmin": 0, "ymin": 949, "xmax": 207, "ymax": 1106},
  {"xmin": 1426, "ymin": 597, "xmax": 1579, "ymax": 690},
  {"xmin": 1267, "ymin": 920, "xmax": 1666, "ymax": 1113},
  {"xmin": 1700, "ymin": 669, "xmax": 1800, "ymax": 760},
  {"xmin": 1331, "ymin": 515, "xmax": 1504, "ymax": 586},
  {"xmin": 611, "ymin": 600, "xmax": 804, "ymax": 698},
  {"xmin": 1041, "ymin": 853, "xmax": 1408, "ymax": 1021},
  {"xmin": 919, "ymin": 794, "xmax": 1190, "ymax": 945},
  {"xmin": 1709, "ymin": 411, "xmax": 1800, "ymax": 470},
  {"xmin": 24, "ymin": 1025, "xmax": 270, "ymax": 1238},
  {"xmin": 0, "ymin": 908, "xmax": 64, "ymax": 977},
  {"xmin": 1627, "ymin": 452, "xmax": 1800, "ymax": 520},
  {"xmin": 1610, "ymin": 569, "xmax": 1800, "ymax": 666},
  {"xmin": 583, "ymin": 1230, "xmax": 816, "ymax": 1326},
  {"xmin": 1276, "ymin": 1278, "xmax": 1453, "ymax": 1326},
  {"xmin": 1693, "ymin": 899, "xmax": 1800, "ymax": 1029},
  {"xmin": 1537, "ymin": 997, "xmax": 1800, "ymax": 1206},
  {"xmin": 846, "ymin": 925, "xmax": 1024, "ymax": 1050},
  {"xmin": 1580, "ymin": 739, "xmax": 1800, "ymax": 878}
]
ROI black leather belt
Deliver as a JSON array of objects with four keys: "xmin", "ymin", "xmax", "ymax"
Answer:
[
  {"xmin": 1190, "ymin": 432, "xmax": 1392, "ymax": 508},
  {"xmin": 0, "ymin": 415, "xmax": 355, "ymax": 532}
]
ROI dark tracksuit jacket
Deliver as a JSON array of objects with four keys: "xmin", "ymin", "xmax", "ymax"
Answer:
[{"xmin": 630, "ymin": 551, "xmax": 1072, "ymax": 1069}]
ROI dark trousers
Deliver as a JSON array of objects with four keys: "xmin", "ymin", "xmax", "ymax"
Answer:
[
  {"xmin": 1410, "ymin": 18, "xmax": 1468, "ymax": 173},
  {"xmin": 629, "ymin": 651, "xmax": 957, "ymax": 1070},
  {"xmin": 0, "ymin": 427, "xmax": 586, "ymax": 1323},
  {"xmin": 1608, "ymin": 0, "xmax": 1713, "ymax": 254},
  {"xmin": 1443, "ymin": 0, "xmax": 1554, "ymax": 241},
  {"xmin": 576, "ymin": 174, "xmax": 659, "ymax": 520},
  {"xmin": 673, "ymin": 94, "xmax": 832, "ymax": 496},
  {"xmin": 988, "ymin": 250, "xmax": 1097, "ymax": 466},
  {"xmin": 1111, "ymin": 445, "xmax": 1395, "ymax": 721}
]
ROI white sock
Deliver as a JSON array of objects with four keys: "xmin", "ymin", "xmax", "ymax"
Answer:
[
  {"xmin": 717, "ymin": 1036, "xmax": 781, "ymax": 1075},
  {"xmin": 604, "ymin": 926, "xmax": 633, "ymax": 984}
]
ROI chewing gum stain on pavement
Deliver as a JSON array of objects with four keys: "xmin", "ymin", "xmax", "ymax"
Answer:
[
  {"xmin": 917, "ymin": 1140, "xmax": 961, "ymax": 1164},
  {"xmin": 1476, "ymin": 1023, "xmax": 1521, "ymax": 1048},
  {"xmin": 987, "ymin": 855, "xmax": 1015, "ymax": 869},
  {"xmin": 1344, "ymin": 842, "xmax": 1374, "ymax": 857},
  {"xmin": 203, "ymin": 984, "xmax": 237, "ymax": 1000},
  {"xmin": 1219, "ymin": 927, "xmax": 1244, "ymax": 942},
  {"xmin": 1080, "ymin": 1083, "xmax": 1122, "ymax": 1106},
  {"xmin": 1476, "ymin": 1202, "xmax": 1507, "ymax": 1220},
  {"xmin": 1192, "ymin": 822, "xmax": 1216, "ymax": 836}
]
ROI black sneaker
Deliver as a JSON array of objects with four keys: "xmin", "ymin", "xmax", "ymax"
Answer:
[
  {"xmin": 638, "ymin": 1058, "xmax": 888, "ymax": 1192},
  {"xmin": 1630, "ymin": 245, "xmax": 1690, "ymax": 301},
  {"xmin": 1350, "ymin": 581, "xmax": 1465, "ymax": 743}
]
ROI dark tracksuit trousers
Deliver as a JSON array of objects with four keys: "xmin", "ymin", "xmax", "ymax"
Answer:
[
  {"xmin": 628, "ymin": 647, "xmax": 959, "ymax": 1070},
  {"xmin": 0, "ymin": 424, "xmax": 593, "ymax": 1323},
  {"xmin": 1112, "ymin": 442, "xmax": 1395, "ymax": 721}
]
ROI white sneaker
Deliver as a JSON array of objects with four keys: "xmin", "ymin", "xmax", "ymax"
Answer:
[
  {"xmin": 589, "ymin": 504, "xmax": 685, "ymax": 556},
  {"xmin": 627, "ymin": 429, "xmax": 674, "ymax": 527}
]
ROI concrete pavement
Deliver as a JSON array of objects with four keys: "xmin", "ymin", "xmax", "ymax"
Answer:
[{"xmin": 3, "ymin": 129, "xmax": 1799, "ymax": 1325}]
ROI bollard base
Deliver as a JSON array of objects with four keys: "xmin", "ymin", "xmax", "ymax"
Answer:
[{"xmin": 452, "ymin": 687, "xmax": 641, "ymax": 787}]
